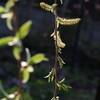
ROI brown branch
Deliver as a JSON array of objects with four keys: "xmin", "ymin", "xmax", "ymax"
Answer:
[{"xmin": 12, "ymin": 2, "xmax": 24, "ymax": 100}]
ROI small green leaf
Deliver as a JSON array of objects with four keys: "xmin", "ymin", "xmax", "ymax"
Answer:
[
  {"xmin": 59, "ymin": 78, "xmax": 65, "ymax": 83},
  {"xmin": 5, "ymin": 0, "xmax": 18, "ymax": 10},
  {"xmin": 56, "ymin": 82, "xmax": 71, "ymax": 91},
  {"xmin": 13, "ymin": 46, "xmax": 21, "ymax": 60},
  {"xmin": 0, "ymin": 6, "xmax": 5, "ymax": 13},
  {"xmin": 56, "ymin": 78, "xmax": 71, "ymax": 91},
  {"xmin": 27, "ymin": 66, "xmax": 34, "ymax": 72},
  {"xmin": 58, "ymin": 56, "xmax": 65, "ymax": 68},
  {"xmin": 44, "ymin": 68, "xmax": 55, "ymax": 82},
  {"xmin": 0, "ymin": 36, "xmax": 14, "ymax": 46},
  {"xmin": 22, "ymin": 68, "xmax": 30, "ymax": 83},
  {"xmin": 16, "ymin": 21, "xmax": 32, "ymax": 39},
  {"xmin": 6, "ymin": 13, "xmax": 13, "ymax": 30},
  {"xmin": 27, "ymin": 53, "xmax": 48, "ymax": 65}
]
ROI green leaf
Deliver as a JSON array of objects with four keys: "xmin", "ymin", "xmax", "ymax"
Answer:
[
  {"xmin": 27, "ymin": 66, "xmax": 34, "ymax": 72},
  {"xmin": 22, "ymin": 68, "xmax": 30, "ymax": 83},
  {"xmin": 56, "ymin": 82, "xmax": 71, "ymax": 91},
  {"xmin": 13, "ymin": 46, "xmax": 21, "ymax": 60},
  {"xmin": 59, "ymin": 78, "xmax": 65, "ymax": 83},
  {"xmin": 44, "ymin": 68, "xmax": 55, "ymax": 82},
  {"xmin": 16, "ymin": 21, "xmax": 32, "ymax": 39},
  {"xmin": 5, "ymin": 0, "xmax": 18, "ymax": 11},
  {"xmin": 0, "ymin": 6, "xmax": 5, "ymax": 13},
  {"xmin": 58, "ymin": 56, "xmax": 65, "ymax": 68},
  {"xmin": 0, "ymin": 36, "xmax": 14, "ymax": 46},
  {"xmin": 27, "ymin": 53, "xmax": 48, "ymax": 65},
  {"xmin": 6, "ymin": 13, "xmax": 13, "ymax": 30}
]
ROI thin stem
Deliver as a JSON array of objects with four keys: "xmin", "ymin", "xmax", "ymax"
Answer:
[
  {"xmin": 12, "ymin": 2, "xmax": 24, "ymax": 100},
  {"xmin": 12, "ymin": 3, "xmax": 18, "ymax": 32},
  {"xmin": 53, "ymin": 0, "xmax": 58, "ymax": 99},
  {"xmin": 18, "ymin": 59, "xmax": 24, "ymax": 100}
]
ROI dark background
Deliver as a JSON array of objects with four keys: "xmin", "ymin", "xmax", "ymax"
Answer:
[{"xmin": 0, "ymin": 0, "xmax": 100, "ymax": 100}]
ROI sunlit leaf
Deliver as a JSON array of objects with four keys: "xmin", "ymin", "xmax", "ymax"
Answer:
[
  {"xmin": 0, "ymin": 36, "xmax": 14, "ymax": 46},
  {"xmin": 13, "ymin": 45, "xmax": 21, "ymax": 60},
  {"xmin": 58, "ymin": 56, "xmax": 65, "ymax": 68},
  {"xmin": 6, "ymin": 13, "xmax": 13, "ymax": 30},
  {"xmin": 44, "ymin": 68, "xmax": 55, "ymax": 82},
  {"xmin": 59, "ymin": 78, "xmax": 65, "ymax": 83},
  {"xmin": 5, "ymin": 0, "xmax": 18, "ymax": 11},
  {"xmin": 27, "ymin": 53, "xmax": 48, "ymax": 65},
  {"xmin": 56, "ymin": 82, "xmax": 71, "ymax": 91},
  {"xmin": 0, "ymin": 6, "xmax": 5, "ymax": 13},
  {"xmin": 27, "ymin": 66, "xmax": 34, "ymax": 72},
  {"xmin": 22, "ymin": 68, "xmax": 30, "ymax": 83},
  {"xmin": 16, "ymin": 21, "xmax": 32, "ymax": 39}
]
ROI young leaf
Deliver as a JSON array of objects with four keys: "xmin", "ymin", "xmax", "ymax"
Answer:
[
  {"xmin": 59, "ymin": 78, "xmax": 65, "ymax": 83},
  {"xmin": 13, "ymin": 45, "xmax": 21, "ymax": 60},
  {"xmin": 15, "ymin": 21, "xmax": 32, "ymax": 39},
  {"xmin": 56, "ymin": 82, "xmax": 71, "ymax": 91},
  {"xmin": 27, "ymin": 53, "xmax": 48, "ymax": 65},
  {"xmin": 5, "ymin": 0, "xmax": 18, "ymax": 11},
  {"xmin": 58, "ymin": 56, "xmax": 65, "ymax": 68},
  {"xmin": 0, "ymin": 6, "xmax": 5, "ymax": 13},
  {"xmin": 0, "ymin": 36, "xmax": 14, "ymax": 46},
  {"xmin": 22, "ymin": 68, "xmax": 30, "ymax": 83},
  {"xmin": 44, "ymin": 68, "xmax": 55, "ymax": 82},
  {"xmin": 27, "ymin": 66, "xmax": 34, "ymax": 72},
  {"xmin": 6, "ymin": 13, "xmax": 13, "ymax": 30}
]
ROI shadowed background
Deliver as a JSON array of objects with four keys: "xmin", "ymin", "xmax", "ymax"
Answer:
[{"xmin": 0, "ymin": 0, "xmax": 100, "ymax": 100}]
